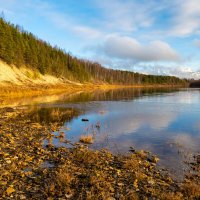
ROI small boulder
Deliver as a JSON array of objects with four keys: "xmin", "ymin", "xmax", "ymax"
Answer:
[
  {"xmin": 4, "ymin": 107, "xmax": 15, "ymax": 113},
  {"xmin": 81, "ymin": 118, "xmax": 89, "ymax": 122},
  {"xmin": 129, "ymin": 147, "xmax": 136, "ymax": 153},
  {"xmin": 147, "ymin": 155, "xmax": 159, "ymax": 163}
]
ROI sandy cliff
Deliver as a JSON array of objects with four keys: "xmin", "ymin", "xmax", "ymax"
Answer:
[{"xmin": 0, "ymin": 60, "xmax": 64, "ymax": 86}]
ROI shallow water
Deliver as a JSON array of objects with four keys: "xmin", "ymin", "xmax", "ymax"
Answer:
[{"xmin": 15, "ymin": 87, "xmax": 200, "ymax": 178}]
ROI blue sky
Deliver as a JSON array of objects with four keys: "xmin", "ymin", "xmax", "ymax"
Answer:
[{"xmin": 1, "ymin": 0, "xmax": 200, "ymax": 78}]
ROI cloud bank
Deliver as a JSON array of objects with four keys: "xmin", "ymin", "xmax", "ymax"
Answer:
[
  {"xmin": 169, "ymin": 0, "xmax": 200, "ymax": 37},
  {"xmin": 95, "ymin": 35, "xmax": 179, "ymax": 62}
]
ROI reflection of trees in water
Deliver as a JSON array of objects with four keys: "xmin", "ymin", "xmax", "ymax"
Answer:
[
  {"xmin": 189, "ymin": 81, "xmax": 200, "ymax": 88},
  {"xmin": 28, "ymin": 107, "xmax": 82, "ymax": 124},
  {"xmin": 60, "ymin": 88, "xmax": 180, "ymax": 102}
]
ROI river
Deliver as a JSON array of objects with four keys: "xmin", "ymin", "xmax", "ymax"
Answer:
[{"xmin": 4, "ymin": 87, "xmax": 200, "ymax": 179}]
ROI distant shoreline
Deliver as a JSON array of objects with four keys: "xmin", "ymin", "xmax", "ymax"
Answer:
[{"xmin": 0, "ymin": 83, "xmax": 187, "ymax": 99}]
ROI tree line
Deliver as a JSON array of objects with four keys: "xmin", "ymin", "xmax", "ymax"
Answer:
[
  {"xmin": 189, "ymin": 80, "xmax": 200, "ymax": 88},
  {"xmin": 0, "ymin": 17, "xmax": 187, "ymax": 85}
]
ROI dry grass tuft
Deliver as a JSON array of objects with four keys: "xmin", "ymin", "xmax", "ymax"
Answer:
[
  {"xmin": 159, "ymin": 192, "xmax": 183, "ymax": 200},
  {"xmin": 79, "ymin": 134, "xmax": 94, "ymax": 144},
  {"xmin": 182, "ymin": 181, "xmax": 200, "ymax": 198}
]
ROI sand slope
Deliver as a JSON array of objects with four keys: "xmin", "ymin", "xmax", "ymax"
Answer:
[{"xmin": 0, "ymin": 60, "xmax": 63, "ymax": 86}]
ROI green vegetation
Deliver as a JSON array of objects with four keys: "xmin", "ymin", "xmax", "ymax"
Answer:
[{"xmin": 0, "ymin": 17, "xmax": 187, "ymax": 85}]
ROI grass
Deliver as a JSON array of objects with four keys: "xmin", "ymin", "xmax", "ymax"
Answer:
[
  {"xmin": 182, "ymin": 181, "xmax": 200, "ymax": 197},
  {"xmin": 79, "ymin": 134, "xmax": 94, "ymax": 144},
  {"xmin": 25, "ymin": 70, "xmax": 40, "ymax": 80}
]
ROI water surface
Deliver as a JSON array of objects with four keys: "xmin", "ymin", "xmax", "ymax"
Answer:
[{"xmin": 15, "ymin": 88, "xmax": 200, "ymax": 178}]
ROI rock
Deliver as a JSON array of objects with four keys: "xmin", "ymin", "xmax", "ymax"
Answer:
[
  {"xmin": 107, "ymin": 197, "xmax": 116, "ymax": 200},
  {"xmin": 196, "ymin": 155, "xmax": 200, "ymax": 164},
  {"xmin": 4, "ymin": 107, "xmax": 15, "ymax": 113},
  {"xmin": 0, "ymin": 181, "xmax": 7, "ymax": 185},
  {"xmin": 129, "ymin": 147, "xmax": 136, "ymax": 153},
  {"xmin": 117, "ymin": 182, "xmax": 124, "ymax": 186},
  {"xmin": 65, "ymin": 194, "xmax": 73, "ymax": 198},
  {"xmin": 5, "ymin": 159, "xmax": 12, "ymax": 164},
  {"xmin": 147, "ymin": 155, "xmax": 159, "ymax": 163},
  {"xmin": 81, "ymin": 118, "xmax": 89, "ymax": 122},
  {"xmin": 133, "ymin": 179, "xmax": 138, "ymax": 188},
  {"xmin": 6, "ymin": 187, "xmax": 15, "ymax": 195},
  {"xmin": 148, "ymin": 180, "xmax": 155, "ymax": 185},
  {"xmin": 95, "ymin": 124, "xmax": 100, "ymax": 129},
  {"xmin": 19, "ymin": 195, "xmax": 26, "ymax": 200}
]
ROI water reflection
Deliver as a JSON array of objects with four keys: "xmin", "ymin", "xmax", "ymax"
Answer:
[
  {"xmin": 0, "ymin": 87, "xmax": 180, "ymax": 108},
  {"xmin": 54, "ymin": 87, "xmax": 181, "ymax": 102},
  {"xmin": 27, "ymin": 107, "xmax": 82, "ymax": 124},
  {"xmin": 12, "ymin": 87, "xmax": 200, "ymax": 178}
]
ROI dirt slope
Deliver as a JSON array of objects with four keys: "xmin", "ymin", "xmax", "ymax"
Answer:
[{"xmin": 0, "ymin": 60, "xmax": 63, "ymax": 86}]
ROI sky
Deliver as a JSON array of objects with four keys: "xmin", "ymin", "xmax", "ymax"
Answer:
[{"xmin": 1, "ymin": 0, "xmax": 200, "ymax": 79}]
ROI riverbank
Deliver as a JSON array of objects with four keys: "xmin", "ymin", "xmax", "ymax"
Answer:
[
  {"xmin": 0, "ymin": 83, "xmax": 187, "ymax": 99},
  {"xmin": 0, "ymin": 84, "xmax": 187, "ymax": 109},
  {"xmin": 0, "ymin": 60, "xmax": 188, "ymax": 100},
  {"xmin": 0, "ymin": 60, "xmax": 187, "ymax": 98},
  {"xmin": 0, "ymin": 107, "xmax": 199, "ymax": 199}
]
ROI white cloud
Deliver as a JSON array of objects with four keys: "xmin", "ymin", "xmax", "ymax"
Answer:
[
  {"xmin": 73, "ymin": 26, "xmax": 102, "ymax": 39},
  {"xmin": 0, "ymin": 0, "xmax": 103, "ymax": 40},
  {"xmin": 93, "ymin": 35, "xmax": 179, "ymax": 62},
  {"xmin": 168, "ymin": 0, "xmax": 200, "ymax": 37},
  {"xmin": 133, "ymin": 64, "xmax": 200, "ymax": 79},
  {"xmin": 172, "ymin": 133, "xmax": 199, "ymax": 151},
  {"xmin": 93, "ymin": 0, "xmax": 160, "ymax": 33},
  {"xmin": 33, "ymin": 2, "xmax": 103, "ymax": 40},
  {"xmin": 95, "ymin": 103, "xmax": 178, "ymax": 138}
]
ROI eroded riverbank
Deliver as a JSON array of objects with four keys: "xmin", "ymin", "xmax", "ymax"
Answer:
[
  {"xmin": 0, "ymin": 107, "xmax": 199, "ymax": 199},
  {"xmin": 0, "ymin": 83, "xmax": 186, "ymax": 101}
]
